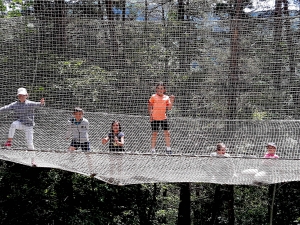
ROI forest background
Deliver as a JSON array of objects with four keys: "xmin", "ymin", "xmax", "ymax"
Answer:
[{"xmin": 0, "ymin": 0, "xmax": 300, "ymax": 224}]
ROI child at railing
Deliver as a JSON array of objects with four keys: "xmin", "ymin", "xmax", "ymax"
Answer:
[
  {"xmin": 264, "ymin": 142, "xmax": 279, "ymax": 158},
  {"xmin": 66, "ymin": 107, "xmax": 90, "ymax": 151},
  {"xmin": 209, "ymin": 142, "xmax": 234, "ymax": 183},
  {"xmin": 0, "ymin": 88, "xmax": 45, "ymax": 150},
  {"xmin": 102, "ymin": 120, "xmax": 125, "ymax": 152},
  {"xmin": 148, "ymin": 82, "xmax": 175, "ymax": 154},
  {"xmin": 252, "ymin": 142, "xmax": 280, "ymax": 185},
  {"xmin": 210, "ymin": 142, "xmax": 231, "ymax": 157}
]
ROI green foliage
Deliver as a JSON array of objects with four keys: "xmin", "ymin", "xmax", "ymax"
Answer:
[
  {"xmin": 0, "ymin": 0, "xmax": 300, "ymax": 222},
  {"xmin": 5, "ymin": 0, "xmax": 24, "ymax": 18},
  {"xmin": 252, "ymin": 110, "xmax": 268, "ymax": 120},
  {"xmin": 7, "ymin": 9, "xmax": 21, "ymax": 17},
  {"xmin": 0, "ymin": 162, "xmax": 300, "ymax": 224},
  {"xmin": 234, "ymin": 185, "xmax": 269, "ymax": 225},
  {"xmin": 167, "ymin": 10, "xmax": 178, "ymax": 21},
  {"xmin": 0, "ymin": 0, "xmax": 5, "ymax": 16}
]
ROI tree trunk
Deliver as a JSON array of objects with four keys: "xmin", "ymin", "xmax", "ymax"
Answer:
[
  {"xmin": 54, "ymin": 171, "xmax": 75, "ymax": 223},
  {"xmin": 178, "ymin": 183, "xmax": 191, "ymax": 225},
  {"xmin": 121, "ymin": 0, "xmax": 126, "ymax": 21},
  {"xmin": 178, "ymin": 0, "xmax": 184, "ymax": 21},
  {"xmin": 144, "ymin": 0, "xmax": 148, "ymax": 21},
  {"xmin": 268, "ymin": 184, "xmax": 277, "ymax": 225},
  {"xmin": 228, "ymin": 0, "xmax": 242, "ymax": 120},
  {"xmin": 272, "ymin": 0, "xmax": 283, "ymax": 90},
  {"xmin": 193, "ymin": 185, "xmax": 201, "ymax": 225},
  {"xmin": 136, "ymin": 184, "xmax": 151, "ymax": 225},
  {"xmin": 211, "ymin": 184, "xmax": 221, "ymax": 224},
  {"xmin": 283, "ymin": 0, "xmax": 299, "ymax": 114},
  {"xmin": 105, "ymin": 0, "xmax": 123, "ymax": 69},
  {"xmin": 148, "ymin": 183, "xmax": 158, "ymax": 223},
  {"xmin": 52, "ymin": 0, "xmax": 67, "ymax": 52},
  {"xmin": 227, "ymin": 185, "xmax": 235, "ymax": 225}
]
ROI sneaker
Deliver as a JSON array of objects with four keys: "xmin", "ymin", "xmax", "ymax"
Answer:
[
  {"xmin": 4, "ymin": 141, "xmax": 12, "ymax": 149},
  {"xmin": 166, "ymin": 149, "xmax": 172, "ymax": 155}
]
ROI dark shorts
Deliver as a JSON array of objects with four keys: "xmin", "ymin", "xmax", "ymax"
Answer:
[
  {"xmin": 70, "ymin": 140, "xmax": 90, "ymax": 151},
  {"xmin": 151, "ymin": 120, "xmax": 169, "ymax": 131},
  {"xmin": 109, "ymin": 146, "xmax": 125, "ymax": 152}
]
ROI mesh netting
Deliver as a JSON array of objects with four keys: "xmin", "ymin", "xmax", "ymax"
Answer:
[
  {"xmin": 0, "ymin": 0, "xmax": 300, "ymax": 185},
  {"xmin": 0, "ymin": 109, "xmax": 298, "ymax": 185},
  {"xmin": 1, "ymin": 148, "xmax": 300, "ymax": 186},
  {"xmin": 0, "ymin": 109, "xmax": 299, "ymax": 157}
]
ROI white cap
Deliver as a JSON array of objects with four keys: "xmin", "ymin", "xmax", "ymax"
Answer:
[
  {"xmin": 266, "ymin": 142, "xmax": 277, "ymax": 148},
  {"xmin": 17, "ymin": 88, "xmax": 28, "ymax": 95}
]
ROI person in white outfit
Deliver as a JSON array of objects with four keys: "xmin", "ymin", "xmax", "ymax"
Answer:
[
  {"xmin": 210, "ymin": 142, "xmax": 230, "ymax": 157},
  {"xmin": 0, "ymin": 88, "xmax": 45, "ymax": 150}
]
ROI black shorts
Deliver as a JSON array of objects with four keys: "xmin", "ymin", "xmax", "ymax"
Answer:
[
  {"xmin": 109, "ymin": 146, "xmax": 125, "ymax": 152},
  {"xmin": 151, "ymin": 120, "xmax": 169, "ymax": 131},
  {"xmin": 70, "ymin": 140, "xmax": 90, "ymax": 151}
]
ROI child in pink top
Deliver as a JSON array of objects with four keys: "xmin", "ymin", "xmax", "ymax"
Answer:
[
  {"xmin": 264, "ymin": 142, "xmax": 279, "ymax": 158},
  {"xmin": 252, "ymin": 142, "xmax": 279, "ymax": 185},
  {"xmin": 148, "ymin": 82, "xmax": 175, "ymax": 154}
]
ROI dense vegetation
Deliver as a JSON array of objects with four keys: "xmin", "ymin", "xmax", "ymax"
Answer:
[
  {"xmin": 0, "ymin": 162, "xmax": 299, "ymax": 225},
  {"xmin": 1, "ymin": 0, "xmax": 300, "ymax": 224}
]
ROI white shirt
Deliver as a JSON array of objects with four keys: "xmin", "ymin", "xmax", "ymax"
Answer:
[{"xmin": 210, "ymin": 152, "xmax": 230, "ymax": 157}]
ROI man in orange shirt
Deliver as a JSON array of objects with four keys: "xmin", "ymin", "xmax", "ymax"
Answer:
[{"xmin": 148, "ymin": 82, "xmax": 175, "ymax": 154}]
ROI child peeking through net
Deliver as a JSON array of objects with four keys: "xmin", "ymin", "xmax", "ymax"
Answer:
[
  {"xmin": 263, "ymin": 142, "xmax": 279, "ymax": 158},
  {"xmin": 210, "ymin": 142, "xmax": 231, "ymax": 157},
  {"xmin": 241, "ymin": 142, "xmax": 280, "ymax": 185},
  {"xmin": 209, "ymin": 142, "xmax": 234, "ymax": 183}
]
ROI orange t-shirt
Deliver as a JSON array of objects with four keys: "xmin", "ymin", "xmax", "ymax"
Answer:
[{"xmin": 149, "ymin": 94, "xmax": 171, "ymax": 121}]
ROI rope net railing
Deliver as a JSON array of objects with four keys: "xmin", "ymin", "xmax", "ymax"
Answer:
[
  {"xmin": 0, "ymin": 0, "xmax": 300, "ymax": 185},
  {"xmin": 0, "ymin": 109, "xmax": 299, "ymax": 156},
  {"xmin": 1, "ymin": 148, "xmax": 300, "ymax": 186},
  {"xmin": 0, "ymin": 110, "xmax": 298, "ymax": 185}
]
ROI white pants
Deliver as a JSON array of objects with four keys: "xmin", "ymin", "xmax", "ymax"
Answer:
[{"xmin": 8, "ymin": 121, "xmax": 34, "ymax": 150}]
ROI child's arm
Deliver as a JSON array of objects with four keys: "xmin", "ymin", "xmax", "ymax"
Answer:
[
  {"xmin": 115, "ymin": 135, "xmax": 124, "ymax": 147},
  {"xmin": 27, "ymin": 99, "xmax": 45, "ymax": 108},
  {"xmin": 102, "ymin": 136, "xmax": 109, "ymax": 145},
  {"xmin": 148, "ymin": 101, "xmax": 154, "ymax": 121},
  {"xmin": 0, "ymin": 102, "xmax": 16, "ymax": 113},
  {"xmin": 167, "ymin": 95, "xmax": 175, "ymax": 110}
]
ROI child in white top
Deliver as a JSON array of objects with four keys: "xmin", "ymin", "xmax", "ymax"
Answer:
[
  {"xmin": 66, "ymin": 107, "xmax": 90, "ymax": 151},
  {"xmin": 210, "ymin": 142, "xmax": 230, "ymax": 157},
  {"xmin": 0, "ymin": 88, "xmax": 45, "ymax": 150}
]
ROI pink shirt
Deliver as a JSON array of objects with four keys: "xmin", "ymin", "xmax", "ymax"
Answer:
[{"xmin": 264, "ymin": 153, "xmax": 279, "ymax": 158}]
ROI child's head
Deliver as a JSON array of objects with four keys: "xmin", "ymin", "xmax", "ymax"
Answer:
[
  {"xmin": 216, "ymin": 142, "xmax": 226, "ymax": 155},
  {"xmin": 266, "ymin": 142, "xmax": 277, "ymax": 155},
  {"xmin": 155, "ymin": 82, "xmax": 166, "ymax": 96},
  {"xmin": 17, "ymin": 88, "xmax": 28, "ymax": 102},
  {"xmin": 111, "ymin": 120, "xmax": 121, "ymax": 133},
  {"xmin": 73, "ymin": 107, "xmax": 84, "ymax": 121}
]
